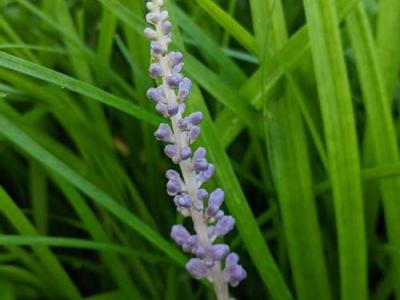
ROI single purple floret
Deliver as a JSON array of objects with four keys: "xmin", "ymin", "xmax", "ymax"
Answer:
[
  {"xmin": 168, "ymin": 51, "xmax": 183, "ymax": 68},
  {"xmin": 170, "ymin": 225, "xmax": 190, "ymax": 246},
  {"xmin": 215, "ymin": 215, "xmax": 235, "ymax": 237},
  {"xmin": 154, "ymin": 123, "xmax": 174, "ymax": 143},
  {"xmin": 186, "ymin": 258, "xmax": 210, "ymax": 279}
]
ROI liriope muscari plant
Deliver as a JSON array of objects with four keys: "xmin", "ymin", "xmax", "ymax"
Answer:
[{"xmin": 143, "ymin": 1, "xmax": 246, "ymax": 299}]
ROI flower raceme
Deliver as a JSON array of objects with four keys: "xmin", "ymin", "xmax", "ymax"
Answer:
[{"xmin": 144, "ymin": 1, "xmax": 246, "ymax": 299}]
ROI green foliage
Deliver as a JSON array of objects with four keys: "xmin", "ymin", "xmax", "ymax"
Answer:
[{"xmin": 0, "ymin": 0, "xmax": 399, "ymax": 299}]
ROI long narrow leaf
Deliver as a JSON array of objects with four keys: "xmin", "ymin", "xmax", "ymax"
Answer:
[{"xmin": 302, "ymin": 1, "xmax": 367, "ymax": 299}]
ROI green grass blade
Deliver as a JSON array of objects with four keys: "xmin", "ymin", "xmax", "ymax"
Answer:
[
  {"xmin": 302, "ymin": 1, "xmax": 367, "ymax": 299},
  {"xmin": 51, "ymin": 176, "xmax": 144, "ymax": 299},
  {"xmin": 316, "ymin": 163, "xmax": 400, "ymax": 194},
  {"xmin": 29, "ymin": 162, "xmax": 48, "ymax": 235},
  {"xmin": 376, "ymin": 0, "xmax": 400, "ymax": 97},
  {"xmin": 85, "ymin": 291, "xmax": 125, "ymax": 300},
  {"xmin": 0, "ymin": 51, "xmax": 161, "ymax": 125},
  {"xmin": 215, "ymin": 0, "xmax": 360, "ymax": 148},
  {"xmin": 257, "ymin": 0, "xmax": 332, "ymax": 298},
  {"xmin": 264, "ymin": 94, "xmax": 332, "ymax": 300},
  {"xmin": 0, "ymin": 114, "xmax": 186, "ymax": 266},
  {"xmin": 0, "ymin": 186, "xmax": 82, "ymax": 300},
  {"xmin": 347, "ymin": 4, "xmax": 400, "ymax": 298},
  {"xmin": 194, "ymin": 0, "xmax": 257, "ymax": 53},
  {"xmin": 169, "ymin": 3, "xmax": 246, "ymax": 86},
  {"xmin": 0, "ymin": 235, "xmax": 161, "ymax": 261},
  {"xmin": 184, "ymin": 54, "xmax": 259, "ymax": 130},
  {"xmin": 97, "ymin": 9, "xmax": 118, "ymax": 65},
  {"xmin": 0, "ymin": 266, "xmax": 43, "ymax": 295},
  {"xmin": 0, "ymin": 279, "xmax": 15, "ymax": 300}
]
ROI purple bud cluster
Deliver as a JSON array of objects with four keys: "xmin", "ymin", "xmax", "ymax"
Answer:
[{"xmin": 144, "ymin": 0, "xmax": 246, "ymax": 294}]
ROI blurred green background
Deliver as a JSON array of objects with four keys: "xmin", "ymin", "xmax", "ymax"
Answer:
[{"xmin": 0, "ymin": 0, "xmax": 399, "ymax": 299}]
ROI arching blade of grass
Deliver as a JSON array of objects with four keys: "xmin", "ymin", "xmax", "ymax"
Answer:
[
  {"xmin": 0, "ymin": 187, "xmax": 82, "ymax": 300},
  {"xmin": 316, "ymin": 163, "xmax": 400, "ymax": 194},
  {"xmin": 15, "ymin": 0, "xmax": 136, "ymax": 98},
  {"xmin": 0, "ymin": 235, "xmax": 162, "ymax": 261},
  {"xmin": 194, "ymin": 0, "xmax": 257, "ymax": 54},
  {"xmin": 29, "ymin": 162, "xmax": 48, "ymax": 235},
  {"xmin": 0, "ymin": 101, "xmax": 155, "ymax": 229},
  {"xmin": 302, "ymin": 0, "xmax": 367, "ymax": 299},
  {"xmin": 0, "ymin": 51, "xmax": 161, "ymax": 125},
  {"xmin": 168, "ymin": 3, "xmax": 247, "ymax": 86},
  {"xmin": 264, "ymin": 93, "xmax": 332, "ymax": 300},
  {"xmin": 0, "ymin": 279, "xmax": 15, "ymax": 300},
  {"xmin": 0, "ymin": 266, "xmax": 44, "ymax": 296},
  {"xmin": 347, "ymin": 4, "xmax": 400, "ymax": 298},
  {"xmin": 214, "ymin": 0, "xmax": 360, "ymax": 148},
  {"xmin": 376, "ymin": 0, "xmax": 400, "ymax": 98},
  {"xmin": 51, "ymin": 176, "xmax": 144, "ymax": 299},
  {"xmin": 255, "ymin": 0, "xmax": 332, "ymax": 298},
  {"xmin": 0, "ymin": 44, "xmax": 67, "ymax": 54},
  {"xmin": 97, "ymin": 9, "xmax": 118, "ymax": 66},
  {"xmin": 0, "ymin": 114, "xmax": 186, "ymax": 266},
  {"xmin": 85, "ymin": 291, "xmax": 125, "ymax": 300},
  {"xmin": 0, "ymin": 18, "xmax": 39, "ymax": 63},
  {"xmin": 184, "ymin": 54, "xmax": 260, "ymax": 131}
]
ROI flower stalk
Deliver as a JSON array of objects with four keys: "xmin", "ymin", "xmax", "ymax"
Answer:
[{"xmin": 144, "ymin": 1, "xmax": 246, "ymax": 299}]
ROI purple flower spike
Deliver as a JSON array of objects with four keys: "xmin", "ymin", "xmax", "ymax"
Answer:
[
  {"xmin": 171, "ymin": 225, "xmax": 190, "ymax": 246},
  {"xmin": 145, "ymin": 0, "xmax": 245, "ymax": 295},
  {"xmin": 215, "ymin": 216, "xmax": 235, "ymax": 237},
  {"xmin": 186, "ymin": 258, "xmax": 210, "ymax": 279}
]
